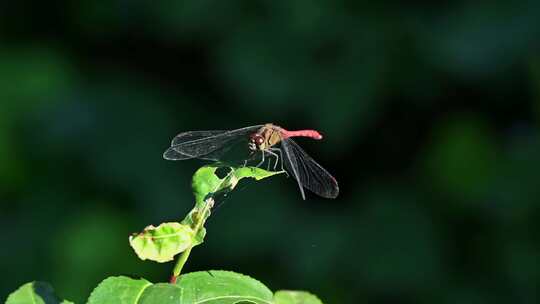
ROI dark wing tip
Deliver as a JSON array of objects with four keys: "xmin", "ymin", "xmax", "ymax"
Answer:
[
  {"xmin": 304, "ymin": 177, "xmax": 339, "ymax": 199},
  {"xmin": 324, "ymin": 177, "xmax": 339, "ymax": 199}
]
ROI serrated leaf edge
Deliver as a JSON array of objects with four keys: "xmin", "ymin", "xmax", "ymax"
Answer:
[
  {"xmin": 138, "ymin": 281, "xmax": 272, "ymax": 304},
  {"xmin": 198, "ymin": 270, "xmax": 272, "ymax": 292},
  {"xmin": 181, "ymin": 270, "xmax": 274, "ymax": 304},
  {"xmin": 274, "ymin": 290, "xmax": 324, "ymax": 304}
]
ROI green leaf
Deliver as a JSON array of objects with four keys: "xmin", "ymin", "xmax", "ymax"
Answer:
[
  {"xmin": 191, "ymin": 165, "xmax": 283, "ymax": 205},
  {"xmin": 173, "ymin": 270, "xmax": 273, "ymax": 303},
  {"xmin": 129, "ymin": 222, "xmax": 194, "ymax": 263},
  {"xmin": 87, "ymin": 276, "xmax": 151, "ymax": 304},
  {"xmin": 274, "ymin": 291, "xmax": 324, "ymax": 304},
  {"xmin": 6, "ymin": 282, "xmax": 73, "ymax": 304},
  {"xmin": 87, "ymin": 271, "xmax": 273, "ymax": 304}
]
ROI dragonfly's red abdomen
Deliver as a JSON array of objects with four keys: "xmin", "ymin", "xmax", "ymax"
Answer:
[{"xmin": 280, "ymin": 129, "xmax": 323, "ymax": 140}]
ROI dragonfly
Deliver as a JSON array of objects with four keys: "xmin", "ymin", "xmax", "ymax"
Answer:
[{"xmin": 163, "ymin": 123, "xmax": 339, "ymax": 199}]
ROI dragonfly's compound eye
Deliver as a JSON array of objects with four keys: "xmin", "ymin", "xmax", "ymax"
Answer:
[
  {"xmin": 249, "ymin": 134, "xmax": 265, "ymax": 150},
  {"xmin": 251, "ymin": 134, "xmax": 264, "ymax": 145}
]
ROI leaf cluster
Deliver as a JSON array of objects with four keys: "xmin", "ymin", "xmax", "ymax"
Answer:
[{"xmin": 6, "ymin": 165, "xmax": 324, "ymax": 304}]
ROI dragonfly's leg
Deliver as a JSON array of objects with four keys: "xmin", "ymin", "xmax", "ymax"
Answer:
[
  {"xmin": 271, "ymin": 148, "xmax": 282, "ymax": 171},
  {"xmin": 243, "ymin": 151, "xmax": 255, "ymax": 167},
  {"xmin": 278, "ymin": 149, "xmax": 285, "ymax": 172},
  {"xmin": 269, "ymin": 148, "xmax": 281, "ymax": 170},
  {"xmin": 266, "ymin": 149, "xmax": 280, "ymax": 171},
  {"xmin": 263, "ymin": 151, "xmax": 272, "ymax": 170},
  {"xmin": 271, "ymin": 147, "xmax": 288, "ymax": 176},
  {"xmin": 256, "ymin": 151, "xmax": 265, "ymax": 167},
  {"xmin": 266, "ymin": 156, "xmax": 271, "ymax": 170}
]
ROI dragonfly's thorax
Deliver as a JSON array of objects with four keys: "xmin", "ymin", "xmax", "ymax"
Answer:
[{"xmin": 249, "ymin": 124, "xmax": 283, "ymax": 151}]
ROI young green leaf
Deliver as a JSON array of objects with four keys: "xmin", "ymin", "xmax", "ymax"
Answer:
[
  {"xmin": 6, "ymin": 282, "xmax": 73, "ymax": 304},
  {"xmin": 87, "ymin": 271, "xmax": 273, "ymax": 304},
  {"xmin": 191, "ymin": 165, "xmax": 284, "ymax": 205},
  {"xmin": 274, "ymin": 290, "xmax": 324, "ymax": 304},
  {"xmin": 129, "ymin": 222, "xmax": 194, "ymax": 263}
]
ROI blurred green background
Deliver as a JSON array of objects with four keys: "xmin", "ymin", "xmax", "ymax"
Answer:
[{"xmin": 2, "ymin": 1, "xmax": 540, "ymax": 303}]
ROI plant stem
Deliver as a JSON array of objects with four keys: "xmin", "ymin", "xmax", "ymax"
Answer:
[
  {"xmin": 170, "ymin": 246, "xmax": 192, "ymax": 283},
  {"xmin": 170, "ymin": 198, "xmax": 213, "ymax": 284}
]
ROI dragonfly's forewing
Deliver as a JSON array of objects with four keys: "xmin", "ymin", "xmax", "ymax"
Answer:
[
  {"xmin": 170, "ymin": 130, "xmax": 227, "ymax": 146},
  {"xmin": 163, "ymin": 125, "xmax": 263, "ymax": 161},
  {"xmin": 164, "ymin": 130, "xmax": 227, "ymax": 160},
  {"xmin": 280, "ymin": 138, "xmax": 339, "ymax": 199}
]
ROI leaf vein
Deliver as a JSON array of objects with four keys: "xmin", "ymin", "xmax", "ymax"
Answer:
[
  {"xmin": 139, "ymin": 231, "xmax": 190, "ymax": 239},
  {"xmin": 194, "ymin": 295, "xmax": 271, "ymax": 304},
  {"xmin": 134, "ymin": 281, "xmax": 152, "ymax": 304}
]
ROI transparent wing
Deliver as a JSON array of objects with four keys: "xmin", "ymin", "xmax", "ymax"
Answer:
[
  {"xmin": 170, "ymin": 130, "xmax": 227, "ymax": 146},
  {"xmin": 280, "ymin": 138, "xmax": 339, "ymax": 199},
  {"xmin": 163, "ymin": 125, "xmax": 263, "ymax": 161}
]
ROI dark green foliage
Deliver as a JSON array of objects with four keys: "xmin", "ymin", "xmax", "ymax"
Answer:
[{"xmin": 2, "ymin": 1, "xmax": 540, "ymax": 303}]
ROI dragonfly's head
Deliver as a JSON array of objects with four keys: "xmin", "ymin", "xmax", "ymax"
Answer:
[{"xmin": 249, "ymin": 133, "xmax": 265, "ymax": 151}]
